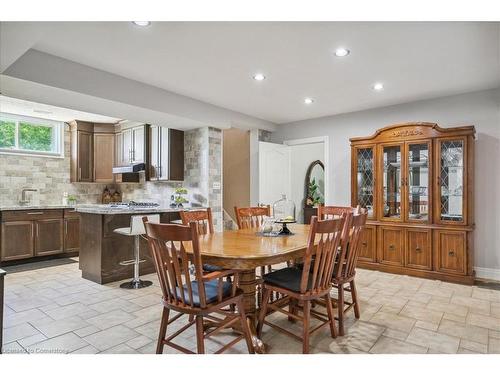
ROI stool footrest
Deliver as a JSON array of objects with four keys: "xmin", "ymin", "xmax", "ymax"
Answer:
[{"xmin": 119, "ymin": 259, "xmax": 147, "ymax": 266}]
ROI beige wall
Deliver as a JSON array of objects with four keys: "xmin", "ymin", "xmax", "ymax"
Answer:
[{"xmin": 223, "ymin": 128, "xmax": 250, "ymax": 221}]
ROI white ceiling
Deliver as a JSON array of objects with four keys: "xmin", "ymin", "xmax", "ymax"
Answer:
[
  {"xmin": 0, "ymin": 95, "xmax": 121, "ymax": 123},
  {"xmin": 1, "ymin": 22, "xmax": 499, "ymax": 124}
]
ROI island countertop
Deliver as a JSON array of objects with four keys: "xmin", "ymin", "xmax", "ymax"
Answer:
[{"xmin": 75, "ymin": 204, "xmax": 203, "ymax": 215}]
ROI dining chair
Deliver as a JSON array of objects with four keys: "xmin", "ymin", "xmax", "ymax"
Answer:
[
  {"xmin": 234, "ymin": 205, "xmax": 276, "ymax": 304},
  {"xmin": 142, "ymin": 219, "xmax": 254, "ymax": 354},
  {"xmin": 256, "ymin": 215, "xmax": 345, "ymax": 354},
  {"xmin": 331, "ymin": 210, "xmax": 368, "ymax": 336}
]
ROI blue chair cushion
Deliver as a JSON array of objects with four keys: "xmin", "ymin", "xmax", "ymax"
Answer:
[
  {"xmin": 202, "ymin": 263, "xmax": 223, "ymax": 272},
  {"xmin": 176, "ymin": 280, "xmax": 232, "ymax": 306},
  {"xmin": 262, "ymin": 267, "xmax": 312, "ymax": 293}
]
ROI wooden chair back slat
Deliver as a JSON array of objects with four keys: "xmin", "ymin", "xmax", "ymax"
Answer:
[
  {"xmin": 300, "ymin": 216, "xmax": 344, "ymax": 294},
  {"xmin": 234, "ymin": 206, "xmax": 270, "ymax": 229},
  {"xmin": 180, "ymin": 208, "xmax": 214, "ymax": 235},
  {"xmin": 333, "ymin": 210, "xmax": 368, "ymax": 280}
]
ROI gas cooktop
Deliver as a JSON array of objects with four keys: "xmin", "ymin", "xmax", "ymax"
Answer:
[{"xmin": 109, "ymin": 201, "xmax": 160, "ymax": 209}]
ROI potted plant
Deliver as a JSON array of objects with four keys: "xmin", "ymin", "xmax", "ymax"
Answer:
[{"xmin": 174, "ymin": 187, "xmax": 189, "ymax": 208}]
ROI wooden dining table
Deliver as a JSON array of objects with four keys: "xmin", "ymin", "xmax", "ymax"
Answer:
[{"xmin": 193, "ymin": 223, "xmax": 312, "ymax": 353}]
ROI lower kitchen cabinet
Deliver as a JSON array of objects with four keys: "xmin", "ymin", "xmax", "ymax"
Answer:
[
  {"xmin": 0, "ymin": 209, "xmax": 79, "ymax": 262},
  {"xmin": 35, "ymin": 219, "xmax": 64, "ymax": 256},
  {"xmin": 64, "ymin": 217, "xmax": 80, "ymax": 252},
  {"xmin": 1, "ymin": 221, "xmax": 34, "ymax": 261}
]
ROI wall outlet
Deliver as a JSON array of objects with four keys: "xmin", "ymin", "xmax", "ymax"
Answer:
[{"xmin": 212, "ymin": 182, "xmax": 221, "ymax": 190}]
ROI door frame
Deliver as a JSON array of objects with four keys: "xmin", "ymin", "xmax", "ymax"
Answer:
[{"xmin": 283, "ymin": 136, "xmax": 330, "ymax": 205}]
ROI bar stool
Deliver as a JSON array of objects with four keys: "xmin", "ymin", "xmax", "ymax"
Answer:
[{"xmin": 114, "ymin": 214, "xmax": 160, "ymax": 289}]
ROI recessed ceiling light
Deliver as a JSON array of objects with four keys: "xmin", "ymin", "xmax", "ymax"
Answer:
[
  {"xmin": 334, "ymin": 48, "xmax": 350, "ymax": 57},
  {"xmin": 304, "ymin": 98, "xmax": 314, "ymax": 105},
  {"xmin": 132, "ymin": 21, "xmax": 151, "ymax": 27},
  {"xmin": 373, "ymin": 82, "xmax": 384, "ymax": 91},
  {"xmin": 253, "ymin": 73, "xmax": 266, "ymax": 81}
]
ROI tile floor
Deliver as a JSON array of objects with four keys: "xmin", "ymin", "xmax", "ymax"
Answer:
[{"xmin": 2, "ymin": 258, "xmax": 500, "ymax": 354}]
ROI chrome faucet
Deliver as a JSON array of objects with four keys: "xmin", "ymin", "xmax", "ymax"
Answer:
[{"xmin": 19, "ymin": 188, "xmax": 38, "ymax": 205}]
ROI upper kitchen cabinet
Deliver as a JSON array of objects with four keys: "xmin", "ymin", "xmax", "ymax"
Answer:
[
  {"xmin": 70, "ymin": 121, "xmax": 115, "ymax": 183},
  {"xmin": 115, "ymin": 124, "xmax": 146, "ymax": 166},
  {"xmin": 149, "ymin": 126, "xmax": 184, "ymax": 181}
]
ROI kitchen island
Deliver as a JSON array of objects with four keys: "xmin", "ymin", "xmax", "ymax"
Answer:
[{"xmin": 76, "ymin": 204, "xmax": 195, "ymax": 284}]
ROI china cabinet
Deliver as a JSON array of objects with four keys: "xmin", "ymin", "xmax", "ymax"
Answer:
[{"xmin": 350, "ymin": 123, "xmax": 475, "ymax": 284}]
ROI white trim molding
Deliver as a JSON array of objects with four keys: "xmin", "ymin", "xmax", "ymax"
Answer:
[{"xmin": 474, "ymin": 267, "xmax": 500, "ymax": 282}]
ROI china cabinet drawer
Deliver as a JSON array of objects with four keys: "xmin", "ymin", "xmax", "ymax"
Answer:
[
  {"xmin": 378, "ymin": 226, "xmax": 404, "ymax": 266},
  {"xmin": 358, "ymin": 224, "xmax": 376, "ymax": 263},
  {"xmin": 405, "ymin": 228, "xmax": 432, "ymax": 270},
  {"xmin": 434, "ymin": 230, "xmax": 466, "ymax": 275}
]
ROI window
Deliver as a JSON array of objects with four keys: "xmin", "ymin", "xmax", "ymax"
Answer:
[{"xmin": 0, "ymin": 113, "xmax": 64, "ymax": 157}]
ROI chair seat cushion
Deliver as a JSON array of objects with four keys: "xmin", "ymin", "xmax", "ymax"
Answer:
[
  {"xmin": 202, "ymin": 263, "xmax": 223, "ymax": 272},
  {"xmin": 176, "ymin": 280, "xmax": 232, "ymax": 306},
  {"xmin": 263, "ymin": 267, "xmax": 311, "ymax": 293}
]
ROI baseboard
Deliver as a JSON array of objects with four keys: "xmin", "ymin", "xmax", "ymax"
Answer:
[{"xmin": 474, "ymin": 267, "xmax": 500, "ymax": 282}]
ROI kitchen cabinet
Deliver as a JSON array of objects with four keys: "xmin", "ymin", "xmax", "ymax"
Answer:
[
  {"xmin": 35, "ymin": 219, "xmax": 64, "ymax": 256},
  {"xmin": 149, "ymin": 126, "xmax": 184, "ymax": 181},
  {"xmin": 1, "ymin": 221, "xmax": 34, "ymax": 261},
  {"xmin": 70, "ymin": 121, "xmax": 115, "ymax": 182},
  {"xmin": 0, "ymin": 209, "xmax": 79, "ymax": 262},
  {"xmin": 351, "ymin": 122, "xmax": 475, "ymax": 284},
  {"xmin": 116, "ymin": 125, "xmax": 146, "ymax": 166},
  {"xmin": 94, "ymin": 133, "xmax": 115, "ymax": 182}
]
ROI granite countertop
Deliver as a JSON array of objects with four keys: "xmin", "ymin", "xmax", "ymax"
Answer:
[
  {"xmin": 0, "ymin": 205, "xmax": 76, "ymax": 211},
  {"xmin": 75, "ymin": 204, "xmax": 201, "ymax": 215}
]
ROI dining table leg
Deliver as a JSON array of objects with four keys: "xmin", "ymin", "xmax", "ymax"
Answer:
[{"xmin": 239, "ymin": 269, "xmax": 266, "ymax": 353}]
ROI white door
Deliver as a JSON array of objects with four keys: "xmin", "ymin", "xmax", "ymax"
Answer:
[{"xmin": 259, "ymin": 142, "xmax": 291, "ymax": 210}]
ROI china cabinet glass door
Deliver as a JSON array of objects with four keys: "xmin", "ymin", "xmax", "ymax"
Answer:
[
  {"xmin": 355, "ymin": 147, "xmax": 375, "ymax": 218},
  {"xmin": 406, "ymin": 142, "xmax": 431, "ymax": 222},
  {"xmin": 438, "ymin": 139, "xmax": 465, "ymax": 223},
  {"xmin": 381, "ymin": 144, "xmax": 403, "ymax": 221}
]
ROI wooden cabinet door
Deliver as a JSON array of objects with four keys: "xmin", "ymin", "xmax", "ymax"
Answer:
[
  {"xmin": 378, "ymin": 226, "xmax": 404, "ymax": 266},
  {"xmin": 114, "ymin": 132, "xmax": 123, "ymax": 166},
  {"xmin": 405, "ymin": 228, "xmax": 432, "ymax": 270},
  {"xmin": 122, "ymin": 129, "xmax": 132, "ymax": 164},
  {"xmin": 168, "ymin": 129, "xmax": 184, "ymax": 181},
  {"xmin": 35, "ymin": 219, "xmax": 63, "ymax": 256},
  {"xmin": 94, "ymin": 133, "xmax": 115, "ymax": 182},
  {"xmin": 358, "ymin": 224, "xmax": 377, "ymax": 263},
  {"xmin": 132, "ymin": 126, "xmax": 145, "ymax": 163},
  {"xmin": 352, "ymin": 145, "xmax": 376, "ymax": 219},
  {"xmin": 1, "ymin": 221, "xmax": 34, "ymax": 261},
  {"xmin": 77, "ymin": 131, "xmax": 93, "ymax": 182},
  {"xmin": 159, "ymin": 127, "xmax": 170, "ymax": 180},
  {"xmin": 434, "ymin": 230, "xmax": 466, "ymax": 274},
  {"xmin": 64, "ymin": 218, "xmax": 80, "ymax": 253}
]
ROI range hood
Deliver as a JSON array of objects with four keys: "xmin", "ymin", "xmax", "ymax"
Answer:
[{"xmin": 112, "ymin": 162, "xmax": 146, "ymax": 174}]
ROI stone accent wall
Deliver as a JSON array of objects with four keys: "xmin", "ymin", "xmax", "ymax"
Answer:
[{"xmin": 0, "ymin": 125, "xmax": 223, "ymax": 231}]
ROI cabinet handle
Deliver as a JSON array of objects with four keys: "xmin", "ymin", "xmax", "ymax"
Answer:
[
  {"xmin": 362, "ymin": 241, "xmax": 368, "ymax": 246},
  {"xmin": 36, "ymin": 224, "xmax": 39, "ymax": 238},
  {"xmin": 28, "ymin": 212, "xmax": 44, "ymax": 215},
  {"xmin": 389, "ymin": 244, "xmax": 395, "ymax": 251},
  {"xmin": 448, "ymin": 250, "xmax": 455, "ymax": 256},
  {"xmin": 65, "ymin": 221, "xmax": 68, "ymax": 235},
  {"xmin": 78, "ymin": 167, "xmax": 82, "ymax": 180},
  {"xmin": 415, "ymin": 247, "xmax": 422, "ymax": 253}
]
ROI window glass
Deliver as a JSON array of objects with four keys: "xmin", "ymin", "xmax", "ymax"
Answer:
[
  {"xmin": 19, "ymin": 122, "xmax": 54, "ymax": 152},
  {"xmin": 0, "ymin": 120, "xmax": 16, "ymax": 149}
]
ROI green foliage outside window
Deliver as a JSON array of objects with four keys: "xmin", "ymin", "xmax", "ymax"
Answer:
[
  {"xmin": 19, "ymin": 122, "xmax": 53, "ymax": 152},
  {"xmin": 0, "ymin": 120, "xmax": 16, "ymax": 148}
]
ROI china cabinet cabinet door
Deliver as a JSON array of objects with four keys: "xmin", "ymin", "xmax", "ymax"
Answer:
[
  {"xmin": 405, "ymin": 228, "xmax": 432, "ymax": 270},
  {"xmin": 353, "ymin": 146, "xmax": 376, "ymax": 219},
  {"xmin": 434, "ymin": 230, "xmax": 466, "ymax": 274},
  {"xmin": 405, "ymin": 141, "xmax": 431, "ymax": 223},
  {"xmin": 378, "ymin": 226, "xmax": 404, "ymax": 266},
  {"xmin": 435, "ymin": 138, "xmax": 466, "ymax": 225},
  {"xmin": 379, "ymin": 143, "xmax": 404, "ymax": 221},
  {"xmin": 358, "ymin": 224, "xmax": 377, "ymax": 263}
]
